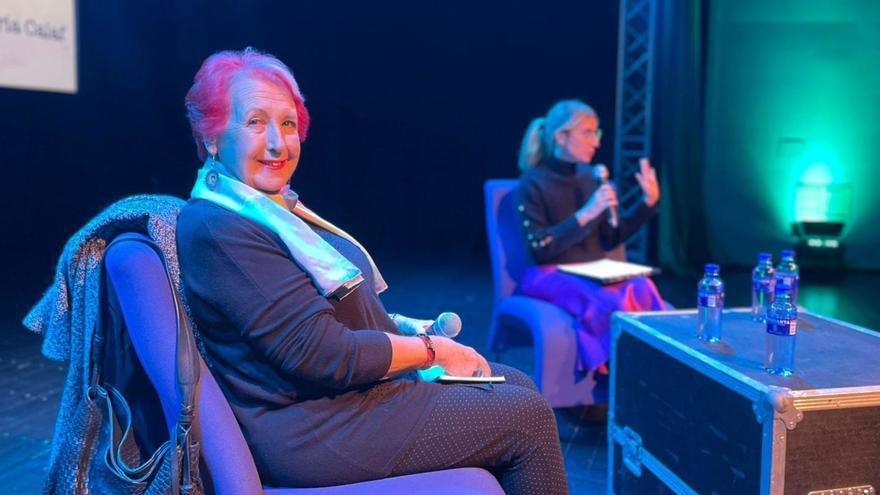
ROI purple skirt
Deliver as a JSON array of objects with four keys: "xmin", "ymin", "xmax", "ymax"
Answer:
[{"xmin": 517, "ymin": 265, "xmax": 664, "ymax": 373}]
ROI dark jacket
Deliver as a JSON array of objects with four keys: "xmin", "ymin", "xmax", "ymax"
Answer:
[
  {"xmin": 517, "ymin": 157, "xmax": 657, "ymax": 265},
  {"xmin": 177, "ymin": 199, "xmax": 440, "ymax": 487}
]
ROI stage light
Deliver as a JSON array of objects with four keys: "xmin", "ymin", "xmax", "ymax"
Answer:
[
  {"xmin": 804, "ymin": 237, "xmax": 840, "ymax": 249},
  {"xmin": 794, "ymin": 163, "xmax": 851, "ymax": 223},
  {"xmin": 791, "ymin": 163, "xmax": 851, "ymax": 268}
]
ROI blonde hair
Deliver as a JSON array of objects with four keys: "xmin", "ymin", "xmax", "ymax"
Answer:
[{"xmin": 517, "ymin": 100, "xmax": 597, "ymax": 171}]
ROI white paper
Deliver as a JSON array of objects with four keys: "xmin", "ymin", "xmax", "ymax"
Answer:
[
  {"xmin": 557, "ymin": 259, "xmax": 658, "ymax": 284},
  {"xmin": 0, "ymin": 0, "xmax": 77, "ymax": 93}
]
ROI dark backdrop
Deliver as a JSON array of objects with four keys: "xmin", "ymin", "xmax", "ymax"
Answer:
[{"xmin": 0, "ymin": 0, "xmax": 620, "ymax": 301}]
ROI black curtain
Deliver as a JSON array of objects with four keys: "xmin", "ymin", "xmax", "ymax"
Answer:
[
  {"xmin": 653, "ymin": 0, "xmax": 710, "ymax": 275},
  {"xmin": 0, "ymin": 0, "xmax": 621, "ymax": 300}
]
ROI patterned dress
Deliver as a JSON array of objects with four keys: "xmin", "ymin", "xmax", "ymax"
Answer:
[{"xmin": 517, "ymin": 157, "xmax": 664, "ymax": 372}]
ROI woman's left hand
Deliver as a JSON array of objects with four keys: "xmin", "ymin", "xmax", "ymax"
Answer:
[
  {"xmin": 390, "ymin": 313, "xmax": 433, "ymax": 336},
  {"xmin": 635, "ymin": 158, "xmax": 660, "ymax": 207},
  {"xmin": 432, "ymin": 337, "xmax": 492, "ymax": 378}
]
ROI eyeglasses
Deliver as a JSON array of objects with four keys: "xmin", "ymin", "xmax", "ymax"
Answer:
[{"xmin": 566, "ymin": 128, "xmax": 603, "ymax": 140}]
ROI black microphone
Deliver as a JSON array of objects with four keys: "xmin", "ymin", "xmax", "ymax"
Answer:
[
  {"xmin": 593, "ymin": 164, "xmax": 618, "ymax": 228},
  {"xmin": 428, "ymin": 312, "xmax": 462, "ymax": 338}
]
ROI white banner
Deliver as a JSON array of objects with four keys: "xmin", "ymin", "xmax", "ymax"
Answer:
[{"xmin": 0, "ymin": 0, "xmax": 77, "ymax": 94}]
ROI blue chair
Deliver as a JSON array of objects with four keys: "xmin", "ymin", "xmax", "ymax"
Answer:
[
  {"xmin": 104, "ymin": 233, "xmax": 503, "ymax": 494},
  {"xmin": 483, "ymin": 180, "xmax": 606, "ymax": 408}
]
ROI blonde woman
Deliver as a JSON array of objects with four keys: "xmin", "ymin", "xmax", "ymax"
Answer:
[{"xmin": 516, "ymin": 100, "xmax": 664, "ymax": 375}]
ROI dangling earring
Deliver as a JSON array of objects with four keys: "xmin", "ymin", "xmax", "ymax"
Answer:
[{"xmin": 205, "ymin": 154, "xmax": 220, "ymax": 190}]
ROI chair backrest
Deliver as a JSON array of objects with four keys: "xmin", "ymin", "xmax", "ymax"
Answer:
[
  {"xmin": 104, "ymin": 233, "xmax": 264, "ymax": 495},
  {"xmin": 484, "ymin": 179, "xmax": 529, "ymax": 303}
]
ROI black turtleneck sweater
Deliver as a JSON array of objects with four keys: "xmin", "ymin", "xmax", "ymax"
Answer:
[{"xmin": 517, "ymin": 157, "xmax": 658, "ymax": 265}]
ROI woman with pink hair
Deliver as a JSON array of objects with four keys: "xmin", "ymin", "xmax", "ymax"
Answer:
[{"xmin": 176, "ymin": 48, "xmax": 568, "ymax": 493}]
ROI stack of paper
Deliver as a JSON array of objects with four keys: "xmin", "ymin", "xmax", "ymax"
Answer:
[{"xmin": 557, "ymin": 259, "xmax": 660, "ymax": 285}]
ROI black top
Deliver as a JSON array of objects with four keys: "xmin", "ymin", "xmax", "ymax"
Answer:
[
  {"xmin": 177, "ymin": 199, "xmax": 440, "ymax": 484},
  {"xmin": 517, "ymin": 157, "xmax": 658, "ymax": 265}
]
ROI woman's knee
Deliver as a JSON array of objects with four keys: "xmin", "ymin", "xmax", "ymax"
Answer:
[
  {"xmin": 497, "ymin": 365, "xmax": 538, "ymax": 392},
  {"xmin": 499, "ymin": 386, "xmax": 556, "ymax": 432}
]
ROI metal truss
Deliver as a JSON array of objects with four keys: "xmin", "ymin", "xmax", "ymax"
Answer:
[{"xmin": 613, "ymin": 0, "xmax": 657, "ymax": 263}]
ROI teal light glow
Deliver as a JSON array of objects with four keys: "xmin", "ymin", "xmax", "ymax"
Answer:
[
  {"xmin": 794, "ymin": 183, "xmax": 852, "ymax": 222},
  {"xmin": 795, "ymin": 162, "xmax": 851, "ymax": 222},
  {"xmin": 799, "ymin": 284, "xmax": 841, "ymax": 317},
  {"xmin": 800, "ymin": 162, "xmax": 833, "ymax": 185},
  {"xmin": 704, "ymin": 0, "xmax": 880, "ymax": 268}
]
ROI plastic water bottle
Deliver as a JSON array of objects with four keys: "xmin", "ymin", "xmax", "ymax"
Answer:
[
  {"xmin": 775, "ymin": 250, "xmax": 800, "ymax": 306},
  {"xmin": 697, "ymin": 264, "xmax": 724, "ymax": 342},
  {"xmin": 751, "ymin": 253, "xmax": 775, "ymax": 322},
  {"xmin": 765, "ymin": 283, "xmax": 797, "ymax": 376}
]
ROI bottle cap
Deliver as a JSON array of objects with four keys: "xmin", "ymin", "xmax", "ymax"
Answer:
[
  {"xmin": 758, "ymin": 252, "xmax": 772, "ymax": 261},
  {"xmin": 780, "ymin": 249, "xmax": 795, "ymax": 259},
  {"xmin": 704, "ymin": 263, "xmax": 720, "ymax": 274}
]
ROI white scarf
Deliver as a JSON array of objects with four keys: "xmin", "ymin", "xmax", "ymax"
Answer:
[{"xmin": 190, "ymin": 162, "xmax": 387, "ymax": 299}]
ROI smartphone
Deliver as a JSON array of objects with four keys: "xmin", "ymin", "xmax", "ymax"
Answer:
[{"xmin": 437, "ymin": 375, "xmax": 507, "ymax": 384}]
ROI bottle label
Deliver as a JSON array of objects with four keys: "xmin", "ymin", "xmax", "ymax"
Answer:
[
  {"xmin": 699, "ymin": 295, "xmax": 722, "ymax": 308},
  {"xmin": 767, "ymin": 318, "xmax": 797, "ymax": 336},
  {"xmin": 753, "ymin": 280, "xmax": 772, "ymax": 293}
]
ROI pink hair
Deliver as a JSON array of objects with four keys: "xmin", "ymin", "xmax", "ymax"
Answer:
[{"xmin": 185, "ymin": 47, "xmax": 311, "ymax": 161}]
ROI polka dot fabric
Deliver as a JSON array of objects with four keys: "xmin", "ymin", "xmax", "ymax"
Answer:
[{"xmin": 391, "ymin": 364, "xmax": 568, "ymax": 494}]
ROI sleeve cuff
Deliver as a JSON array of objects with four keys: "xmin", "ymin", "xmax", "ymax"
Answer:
[{"xmin": 351, "ymin": 330, "xmax": 394, "ymax": 383}]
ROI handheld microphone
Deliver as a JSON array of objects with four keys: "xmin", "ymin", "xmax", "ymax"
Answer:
[
  {"xmin": 428, "ymin": 312, "xmax": 462, "ymax": 338},
  {"xmin": 593, "ymin": 164, "xmax": 618, "ymax": 228},
  {"xmin": 390, "ymin": 312, "xmax": 462, "ymax": 338}
]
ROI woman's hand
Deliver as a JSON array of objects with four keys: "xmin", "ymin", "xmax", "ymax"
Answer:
[
  {"xmin": 432, "ymin": 337, "xmax": 492, "ymax": 377},
  {"xmin": 576, "ymin": 183, "xmax": 618, "ymax": 226},
  {"xmin": 635, "ymin": 158, "xmax": 660, "ymax": 207},
  {"xmin": 390, "ymin": 313, "xmax": 433, "ymax": 336}
]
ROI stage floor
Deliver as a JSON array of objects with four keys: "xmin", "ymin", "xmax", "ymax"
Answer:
[{"xmin": 3, "ymin": 255, "xmax": 878, "ymax": 493}]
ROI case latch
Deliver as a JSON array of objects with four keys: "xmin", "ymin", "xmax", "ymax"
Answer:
[
  {"xmin": 752, "ymin": 386, "xmax": 803, "ymax": 430},
  {"xmin": 620, "ymin": 426, "xmax": 643, "ymax": 477}
]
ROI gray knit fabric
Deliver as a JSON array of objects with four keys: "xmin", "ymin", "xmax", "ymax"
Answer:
[{"xmin": 22, "ymin": 194, "xmax": 185, "ymax": 494}]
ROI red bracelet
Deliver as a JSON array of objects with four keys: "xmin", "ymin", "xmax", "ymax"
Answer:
[{"xmin": 417, "ymin": 334, "xmax": 435, "ymax": 369}]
